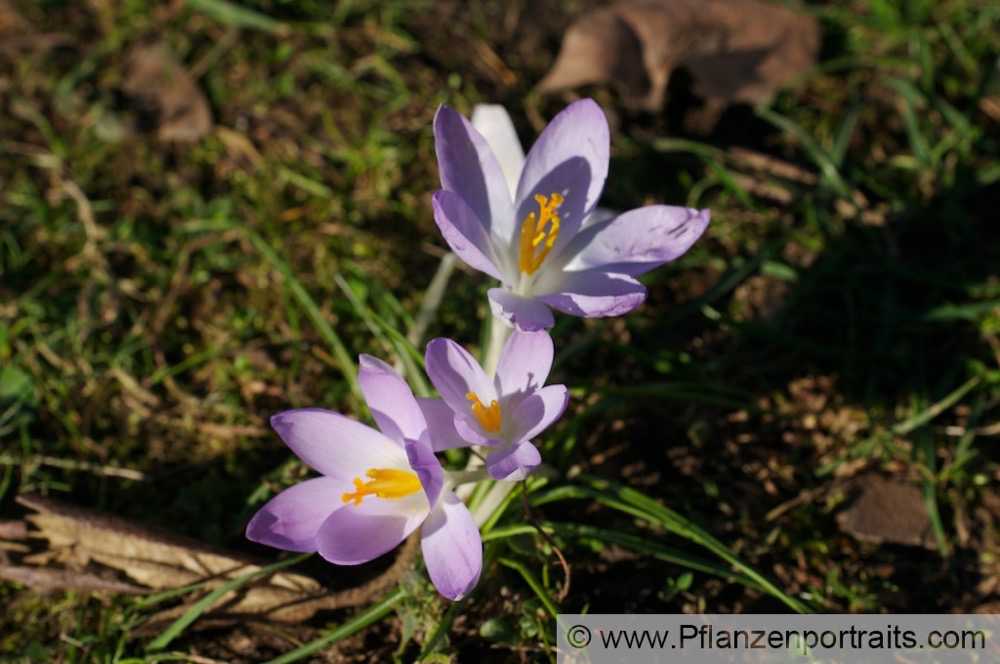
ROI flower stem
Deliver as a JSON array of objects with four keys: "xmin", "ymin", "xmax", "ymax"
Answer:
[
  {"xmin": 482, "ymin": 313, "xmax": 511, "ymax": 378},
  {"xmin": 446, "ymin": 467, "xmax": 491, "ymax": 486},
  {"xmin": 470, "ymin": 478, "xmax": 516, "ymax": 527}
]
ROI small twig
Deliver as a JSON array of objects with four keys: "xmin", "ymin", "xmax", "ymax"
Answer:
[
  {"xmin": 944, "ymin": 420, "xmax": 1000, "ymax": 437},
  {"xmin": 521, "ymin": 490, "xmax": 571, "ymax": 603}
]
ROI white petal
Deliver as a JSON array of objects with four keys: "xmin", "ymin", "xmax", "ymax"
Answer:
[{"xmin": 471, "ymin": 104, "xmax": 525, "ymax": 200}]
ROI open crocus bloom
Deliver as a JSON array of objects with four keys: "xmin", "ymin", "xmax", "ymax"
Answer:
[
  {"xmin": 425, "ymin": 330, "xmax": 568, "ymax": 481},
  {"xmin": 245, "ymin": 356, "xmax": 482, "ymax": 600},
  {"xmin": 433, "ymin": 99, "xmax": 711, "ymax": 331}
]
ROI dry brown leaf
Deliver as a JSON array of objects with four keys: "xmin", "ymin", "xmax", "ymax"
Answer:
[
  {"xmin": 6, "ymin": 494, "xmax": 416, "ymax": 626},
  {"xmin": 537, "ymin": 0, "xmax": 819, "ymax": 109},
  {"xmin": 836, "ymin": 474, "xmax": 937, "ymax": 549},
  {"xmin": 123, "ymin": 42, "xmax": 212, "ymax": 142},
  {"xmin": 0, "ymin": 519, "xmax": 28, "ymax": 540},
  {"xmin": 0, "ymin": 564, "xmax": 145, "ymax": 594}
]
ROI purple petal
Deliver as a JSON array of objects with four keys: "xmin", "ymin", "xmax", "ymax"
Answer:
[
  {"xmin": 494, "ymin": 330, "xmax": 554, "ymax": 397},
  {"xmin": 431, "ymin": 190, "xmax": 510, "ymax": 284},
  {"xmin": 358, "ymin": 355, "xmax": 427, "ymax": 445},
  {"xmin": 425, "ymin": 338, "xmax": 498, "ymax": 418},
  {"xmin": 434, "ymin": 105, "xmax": 516, "ymax": 243},
  {"xmin": 417, "ymin": 397, "xmax": 471, "ymax": 451},
  {"xmin": 421, "ymin": 489, "xmax": 483, "ymax": 600},
  {"xmin": 471, "ymin": 104, "xmax": 525, "ymax": 198},
  {"xmin": 405, "ymin": 437, "xmax": 443, "ymax": 509},
  {"xmin": 270, "ymin": 409, "xmax": 407, "ymax": 482},
  {"xmin": 486, "ymin": 441, "xmax": 541, "ymax": 481},
  {"xmin": 509, "ymin": 384, "xmax": 569, "ymax": 443},
  {"xmin": 580, "ymin": 205, "xmax": 619, "ymax": 230},
  {"xmin": 245, "ymin": 477, "xmax": 341, "ymax": 552},
  {"xmin": 316, "ymin": 491, "xmax": 427, "ymax": 565},
  {"xmin": 536, "ymin": 272, "xmax": 647, "ymax": 318},
  {"xmin": 563, "ymin": 206, "xmax": 710, "ymax": 276},
  {"xmin": 487, "ymin": 288, "xmax": 554, "ymax": 331},
  {"xmin": 515, "ymin": 99, "xmax": 609, "ymax": 260},
  {"xmin": 454, "ymin": 413, "xmax": 501, "ymax": 447}
]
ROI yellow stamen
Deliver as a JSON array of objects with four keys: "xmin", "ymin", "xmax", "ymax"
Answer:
[
  {"xmin": 341, "ymin": 468, "xmax": 422, "ymax": 506},
  {"xmin": 466, "ymin": 392, "xmax": 502, "ymax": 432},
  {"xmin": 518, "ymin": 193, "xmax": 563, "ymax": 275}
]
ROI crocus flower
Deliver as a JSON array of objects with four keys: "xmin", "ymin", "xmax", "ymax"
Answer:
[
  {"xmin": 246, "ymin": 356, "xmax": 482, "ymax": 600},
  {"xmin": 425, "ymin": 330, "xmax": 568, "ymax": 481},
  {"xmin": 433, "ymin": 99, "xmax": 710, "ymax": 331}
]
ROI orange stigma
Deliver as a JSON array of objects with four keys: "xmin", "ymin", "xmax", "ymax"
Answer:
[
  {"xmin": 466, "ymin": 392, "xmax": 502, "ymax": 432},
  {"xmin": 518, "ymin": 193, "xmax": 563, "ymax": 275},
  {"xmin": 341, "ymin": 468, "xmax": 421, "ymax": 506}
]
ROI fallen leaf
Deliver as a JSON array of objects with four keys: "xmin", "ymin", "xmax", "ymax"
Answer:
[
  {"xmin": 0, "ymin": 564, "xmax": 145, "ymax": 594},
  {"xmin": 122, "ymin": 42, "xmax": 212, "ymax": 142},
  {"xmin": 5, "ymin": 493, "xmax": 417, "ymax": 627},
  {"xmin": 836, "ymin": 474, "xmax": 937, "ymax": 549},
  {"xmin": 537, "ymin": 0, "xmax": 819, "ymax": 110},
  {"xmin": 0, "ymin": 519, "xmax": 27, "ymax": 540}
]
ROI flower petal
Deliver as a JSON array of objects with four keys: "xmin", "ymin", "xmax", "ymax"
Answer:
[
  {"xmin": 406, "ymin": 437, "xmax": 443, "ymax": 509},
  {"xmin": 425, "ymin": 338, "xmax": 498, "ymax": 417},
  {"xmin": 315, "ymin": 491, "xmax": 428, "ymax": 565},
  {"xmin": 580, "ymin": 205, "xmax": 619, "ymax": 230},
  {"xmin": 510, "ymin": 384, "xmax": 569, "ymax": 443},
  {"xmin": 431, "ymin": 190, "xmax": 510, "ymax": 284},
  {"xmin": 434, "ymin": 104, "xmax": 516, "ymax": 243},
  {"xmin": 486, "ymin": 441, "xmax": 541, "ymax": 481},
  {"xmin": 358, "ymin": 355, "xmax": 427, "ymax": 445},
  {"xmin": 536, "ymin": 272, "xmax": 647, "ymax": 318},
  {"xmin": 494, "ymin": 330, "xmax": 554, "ymax": 397},
  {"xmin": 454, "ymin": 413, "xmax": 501, "ymax": 447},
  {"xmin": 515, "ymin": 99, "xmax": 609, "ymax": 260},
  {"xmin": 487, "ymin": 288, "xmax": 555, "ymax": 331},
  {"xmin": 421, "ymin": 489, "xmax": 483, "ymax": 600},
  {"xmin": 270, "ymin": 409, "xmax": 407, "ymax": 482},
  {"xmin": 417, "ymin": 397, "xmax": 470, "ymax": 451},
  {"xmin": 563, "ymin": 206, "xmax": 710, "ymax": 276},
  {"xmin": 471, "ymin": 104, "xmax": 525, "ymax": 199},
  {"xmin": 245, "ymin": 477, "xmax": 341, "ymax": 552}
]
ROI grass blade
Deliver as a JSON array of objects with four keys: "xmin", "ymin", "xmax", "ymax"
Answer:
[
  {"xmin": 756, "ymin": 107, "xmax": 852, "ymax": 198},
  {"xmin": 247, "ymin": 230, "xmax": 361, "ymax": 402},
  {"xmin": 498, "ymin": 557, "xmax": 559, "ymax": 619},
  {"xmin": 147, "ymin": 552, "xmax": 311, "ymax": 651},
  {"xmin": 533, "ymin": 479, "xmax": 812, "ymax": 614},
  {"xmin": 483, "ymin": 521, "xmax": 768, "ymax": 591},
  {"xmin": 893, "ymin": 375, "xmax": 980, "ymax": 435},
  {"xmin": 265, "ymin": 587, "xmax": 406, "ymax": 664},
  {"xmin": 187, "ymin": 0, "xmax": 287, "ymax": 34}
]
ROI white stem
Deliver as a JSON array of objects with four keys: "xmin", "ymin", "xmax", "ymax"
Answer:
[
  {"xmin": 446, "ymin": 467, "xmax": 491, "ymax": 487},
  {"xmin": 454, "ymin": 455, "xmax": 485, "ymax": 501},
  {"xmin": 470, "ymin": 479, "xmax": 517, "ymax": 527},
  {"xmin": 482, "ymin": 314, "xmax": 512, "ymax": 378}
]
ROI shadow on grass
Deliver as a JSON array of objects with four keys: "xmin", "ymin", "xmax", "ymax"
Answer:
[{"xmin": 558, "ymin": 171, "xmax": 998, "ymax": 612}]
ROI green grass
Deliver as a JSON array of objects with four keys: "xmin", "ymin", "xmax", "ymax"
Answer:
[{"xmin": 2, "ymin": 0, "xmax": 999, "ymax": 660}]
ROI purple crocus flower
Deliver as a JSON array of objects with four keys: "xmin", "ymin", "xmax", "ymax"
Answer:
[
  {"xmin": 425, "ymin": 330, "xmax": 568, "ymax": 481},
  {"xmin": 246, "ymin": 356, "xmax": 482, "ymax": 600},
  {"xmin": 433, "ymin": 99, "xmax": 711, "ymax": 331}
]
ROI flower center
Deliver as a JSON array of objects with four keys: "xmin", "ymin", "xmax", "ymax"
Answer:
[
  {"xmin": 466, "ymin": 392, "xmax": 502, "ymax": 432},
  {"xmin": 518, "ymin": 193, "xmax": 563, "ymax": 275},
  {"xmin": 341, "ymin": 468, "xmax": 422, "ymax": 506}
]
